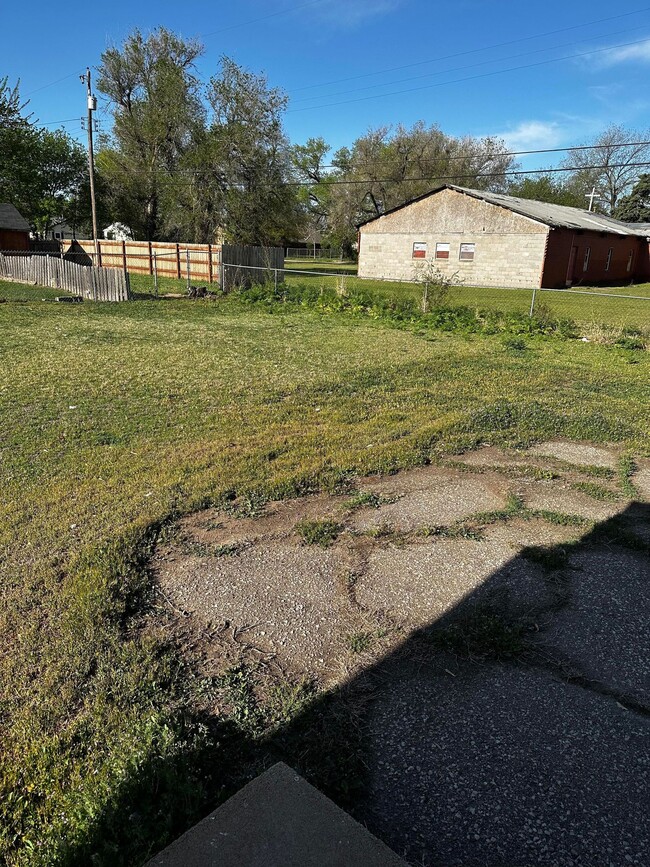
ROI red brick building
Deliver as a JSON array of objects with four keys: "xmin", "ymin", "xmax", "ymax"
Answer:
[{"xmin": 358, "ymin": 185, "xmax": 650, "ymax": 289}]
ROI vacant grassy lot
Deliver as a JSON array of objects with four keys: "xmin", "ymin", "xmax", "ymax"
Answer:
[{"xmin": 1, "ymin": 281, "xmax": 649, "ymax": 865}]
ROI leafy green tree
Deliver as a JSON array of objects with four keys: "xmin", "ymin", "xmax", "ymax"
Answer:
[
  {"xmin": 613, "ymin": 174, "xmax": 650, "ymax": 223},
  {"xmin": 506, "ymin": 174, "xmax": 585, "ymax": 208},
  {"xmin": 290, "ymin": 137, "xmax": 333, "ymax": 243},
  {"xmin": 311, "ymin": 122, "xmax": 516, "ymax": 255},
  {"xmin": 0, "ymin": 79, "xmax": 87, "ymax": 236},
  {"xmin": 202, "ymin": 57, "xmax": 304, "ymax": 245},
  {"xmin": 97, "ymin": 27, "xmax": 204, "ymax": 240}
]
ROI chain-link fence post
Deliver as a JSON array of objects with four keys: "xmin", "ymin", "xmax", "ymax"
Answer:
[
  {"xmin": 529, "ymin": 286, "xmax": 537, "ymax": 318},
  {"xmin": 153, "ymin": 252, "xmax": 158, "ymax": 298}
]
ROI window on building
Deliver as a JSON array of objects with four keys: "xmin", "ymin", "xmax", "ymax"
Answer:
[
  {"xmin": 435, "ymin": 242, "xmax": 450, "ymax": 259},
  {"xmin": 459, "ymin": 243, "xmax": 475, "ymax": 261},
  {"xmin": 412, "ymin": 242, "xmax": 427, "ymax": 259},
  {"xmin": 627, "ymin": 250, "xmax": 634, "ymax": 272},
  {"xmin": 605, "ymin": 248, "xmax": 613, "ymax": 271},
  {"xmin": 54, "ymin": 232, "xmax": 61, "ymax": 239},
  {"xmin": 583, "ymin": 247, "xmax": 591, "ymax": 272}
]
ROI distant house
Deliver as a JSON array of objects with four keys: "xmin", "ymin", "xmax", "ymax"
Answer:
[
  {"xmin": 0, "ymin": 203, "xmax": 30, "ymax": 250},
  {"xmin": 358, "ymin": 185, "xmax": 650, "ymax": 289},
  {"xmin": 46, "ymin": 220, "xmax": 76, "ymax": 241}
]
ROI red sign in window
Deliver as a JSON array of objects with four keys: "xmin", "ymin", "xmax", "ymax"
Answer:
[
  {"xmin": 412, "ymin": 242, "xmax": 427, "ymax": 258},
  {"xmin": 436, "ymin": 243, "xmax": 450, "ymax": 259}
]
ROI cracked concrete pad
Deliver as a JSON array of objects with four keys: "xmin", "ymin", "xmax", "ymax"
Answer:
[
  {"xmin": 451, "ymin": 446, "xmax": 539, "ymax": 468},
  {"xmin": 153, "ymin": 542, "xmax": 355, "ymax": 678},
  {"xmin": 349, "ymin": 469, "xmax": 507, "ymax": 533},
  {"xmin": 176, "ymin": 495, "xmax": 348, "ymax": 549},
  {"xmin": 360, "ymin": 661, "xmax": 650, "ymax": 867},
  {"xmin": 517, "ymin": 480, "xmax": 624, "ymax": 522},
  {"xmin": 355, "ymin": 523, "xmax": 559, "ymax": 628},
  {"xmin": 528, "ymin": 440, "xmax": 618, "ymax": 469},
  {"xmin": 540, "ymin": 546, "xmax": 650, "ymax": 706}
]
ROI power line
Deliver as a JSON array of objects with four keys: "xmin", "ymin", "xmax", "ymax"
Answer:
[
  {"xmin": 39, "ymin": 118, "xmax": 83, "ymax": 126},
  {"xmin": 315, "ymin": 140, "xmax": 650, "ymax": 171},
  {"xmin": 289, "ymin": 24, "xmax": 647, "ymax": 105},
  {"xmin": 114, "ymin": 160, "xmax": 650, "ymax": 189},
  {"xmin": 23, "ymin": 71, "xmax": 82, "ymax": 97},
  {"xmin": 287, "ymin": 36, "xmax": 650, "ymax": 113},
  {"xmin": 288, "ymin": 6, "xmax": 650, "ymax": 93},
  {"xmin": 281, "ymin": 161, "xmax": 650, "ymax": 187},
  {"xmin": 200, "ymin": 0, "xmax": 328, "ymax": 37}
]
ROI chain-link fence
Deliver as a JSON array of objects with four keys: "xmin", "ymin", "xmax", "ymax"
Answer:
[
  {"xmin": 236, "ymin": 261, "xmax": 650, "ymax": 333},
  {"xmin": 2, "ymin": 248, "xmax": 648, "ymax": 332},
  {"xmin": 285, "ymin": 247, "xmax": 343, "ymax": 259}
]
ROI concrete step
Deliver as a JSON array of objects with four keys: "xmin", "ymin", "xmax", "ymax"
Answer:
[{"xmin": 145, "ymin": 762, "xmax": 407, "ymax": 866}]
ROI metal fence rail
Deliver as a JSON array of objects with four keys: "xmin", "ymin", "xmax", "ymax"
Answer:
[
  {"xmin": 285, "ymin": 247, "xmax": 342, "ymax": 259},
  {"xmin": 0, "ymin": 252, "xmax": 131, "ymax": 301}
]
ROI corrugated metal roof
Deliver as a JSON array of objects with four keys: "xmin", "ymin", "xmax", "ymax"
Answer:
[
  {"xmin": 0, "ymin": 203, "xmax": 30, "ymax": 233},
  {"xmin": 359, "ymin": 184, "xmax": 650, "ymax": 237}
]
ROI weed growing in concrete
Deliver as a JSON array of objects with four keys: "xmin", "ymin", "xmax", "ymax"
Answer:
[{"xmin": 295, "ymin": 519, "xmax": 342, "ymax": 547}]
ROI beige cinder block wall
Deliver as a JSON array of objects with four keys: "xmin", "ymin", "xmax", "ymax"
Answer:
[{"xmin": 358, "ymin": 188, "xmax": 549, "ymax": 290}]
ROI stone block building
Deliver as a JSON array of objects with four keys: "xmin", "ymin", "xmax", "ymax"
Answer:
[{"xmin": 357, "ymin": 185, "xmax": 650, "ymax": 289}]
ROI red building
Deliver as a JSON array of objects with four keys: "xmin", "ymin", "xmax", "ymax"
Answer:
[
  {"xmin": 358, "ymin": 185, "xmax": 650, "ymax": 289},
  {"xmin": 0, "ymin": 203, "xmax": 30, "ymax": 250}
]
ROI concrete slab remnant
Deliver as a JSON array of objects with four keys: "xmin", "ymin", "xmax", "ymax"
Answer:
[
  {"xmin": 145, "ymin": 762, "xmax": 408, "ymax": 867},
  {"xmin": 528, "ymin": 440, "xmax": 618, "ymax": 469},
  {"xmin": 350, "ymin": 469, "xmax": 506, "ymax": 533}
]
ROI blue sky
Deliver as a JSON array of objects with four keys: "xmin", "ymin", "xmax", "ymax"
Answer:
[{"xmin": 3, "ymin": 0, "xmax": 650, "ymax": 168}]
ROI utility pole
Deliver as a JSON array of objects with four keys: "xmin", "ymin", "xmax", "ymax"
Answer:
[
  {"xmin": 585, "ymin": 186, "xmax": 601, "ymax": 212},
  {"xmin": 80, "ymin": 68, "xmax": 99, "ymax": 259}
]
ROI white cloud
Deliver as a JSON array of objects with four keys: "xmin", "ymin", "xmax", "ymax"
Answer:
[
  {"xmin": 492, "ymin": 121, "xmax": 564, "ymax": 151},
  {"xmin": 315, "ymin": 0, "xmax": 402, "ymax": 30},
  {"xmin": 588, "ymin": 38, "xmax": 650, "ymax": 68}
]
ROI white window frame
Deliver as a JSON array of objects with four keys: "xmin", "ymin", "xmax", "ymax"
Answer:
[
  {"xmin": 435, "ymin": 242, "xmax": 450, "ymax": 260},
  {"xmin": 412, "ymin": 242, "xmax": 427, "ymax": 259},
  {"xmin": 459, "ymin": 243, "xmax": 475, "ymax": 261}
]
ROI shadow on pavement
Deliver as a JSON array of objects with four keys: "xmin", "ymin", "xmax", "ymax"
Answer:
[{"xmin": 77, "ymin": 502, "xmax": 650, "ymax": 866}]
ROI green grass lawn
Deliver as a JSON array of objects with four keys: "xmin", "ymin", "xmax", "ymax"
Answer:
[{"xmin": 1, "ymin": 280, "xmax": 649, "ymax": 865}]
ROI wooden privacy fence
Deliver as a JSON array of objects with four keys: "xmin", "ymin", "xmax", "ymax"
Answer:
[
  {"xmin": 0, "ymin": 252, "xmax": 131, "ymax": 301},
  {"xmin": 60, "ymin": 239, "xmax": 284, "ymax": 288}
]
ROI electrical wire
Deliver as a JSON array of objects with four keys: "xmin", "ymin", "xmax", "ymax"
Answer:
[
  {"xmin": 288, "ymin": 6, "xmax": 650, "ymax": 93},
  {"xmin": 287, "ymin": 36, "xmax": 650, "ymax": 112},
  {"xmin": 289, "ymin": 25, "xmax": 647, "ymax": 104}
]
